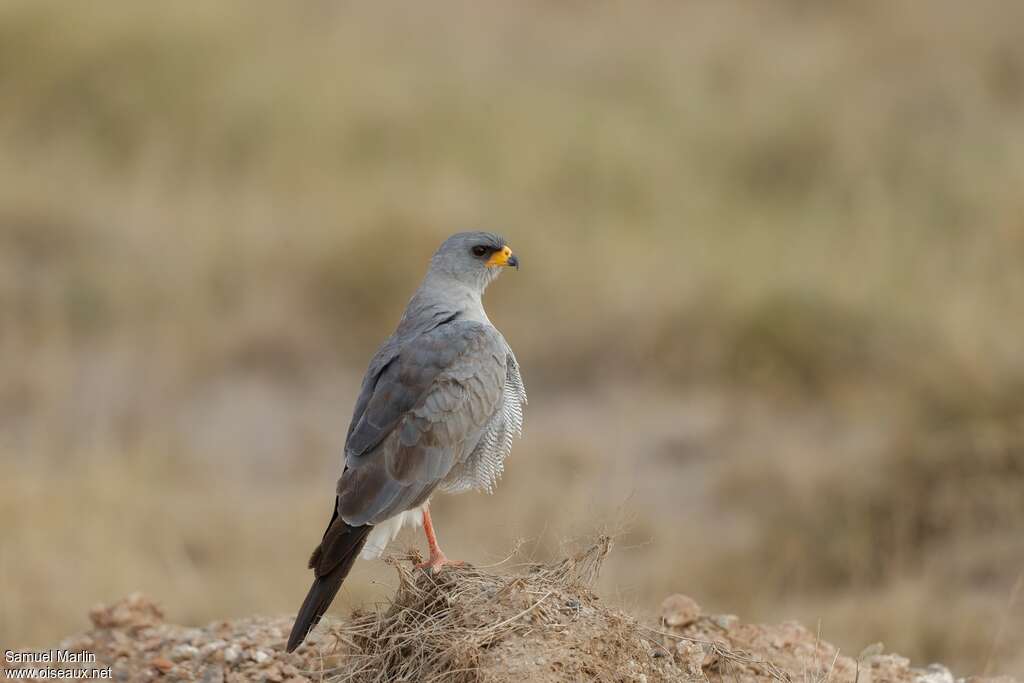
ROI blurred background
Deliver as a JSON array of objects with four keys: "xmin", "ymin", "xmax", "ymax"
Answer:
[{"xmin": 1, "ymin": 0, "xmax": 1023, "ymax": 676}]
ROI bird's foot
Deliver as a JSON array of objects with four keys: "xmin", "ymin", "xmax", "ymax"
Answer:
[{"xmin": 415, "ymin": 550, "xmax": 464, "ymax": 573}]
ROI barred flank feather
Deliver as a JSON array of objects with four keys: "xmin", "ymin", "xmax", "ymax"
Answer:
[{"xmin": 439, "ymin": 350, "xmax": 527, "ymax": 495}]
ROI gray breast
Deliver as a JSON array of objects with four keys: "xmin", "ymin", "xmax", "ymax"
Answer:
[{"xmin": 438, "ymin": 347, "xmax": 527, "ymax": 494}]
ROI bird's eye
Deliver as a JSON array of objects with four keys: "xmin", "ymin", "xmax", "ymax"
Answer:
[{"xmin": 472, "ymin": 245, "xmax": 488, "ymax": 257}]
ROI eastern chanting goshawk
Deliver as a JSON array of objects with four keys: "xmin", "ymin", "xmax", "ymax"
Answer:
[{"xmin": 287, "ymin": 231, "xmax": 527, "ymax": 652}]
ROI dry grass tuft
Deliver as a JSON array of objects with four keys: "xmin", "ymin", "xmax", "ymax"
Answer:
[{"xmin": 324, "ymin": 537, "xmax": 685, "ymax": 682}]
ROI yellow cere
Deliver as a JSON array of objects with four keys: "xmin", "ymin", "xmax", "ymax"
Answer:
[{"xmin": 486, "ymin": 245, "xmax": 513, "ymax": 267}]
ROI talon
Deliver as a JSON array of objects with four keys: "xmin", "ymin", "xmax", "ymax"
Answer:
[{"xmin": 415, "ymin": 551, "xmax": 464, "ymax": 573}]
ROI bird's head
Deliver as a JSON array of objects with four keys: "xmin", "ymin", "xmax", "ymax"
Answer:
[{"xmin": 428, "ymin": 231, "xmax": 519, "ymax": 293}]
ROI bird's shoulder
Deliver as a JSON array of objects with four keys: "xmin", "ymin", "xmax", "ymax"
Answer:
[{"xmin": 405, "ymin": 318, "xmax": 507, "ymax": 371}]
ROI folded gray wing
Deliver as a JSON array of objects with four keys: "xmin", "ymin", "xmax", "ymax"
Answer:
[
  {"xmin": 438, "ymin": 348, "xmax": 526, "ymax": 494},
  {"xmin": 338, "ymin": 320, "xmax": 507, "ymax": 526}
]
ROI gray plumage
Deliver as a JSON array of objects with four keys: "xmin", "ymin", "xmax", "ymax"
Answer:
[
  {"xmin": 439, "ymin": 350, "xmax": 526, "ymax": 494},
  {"xmin": 287, "ymin": 231, "xmax": 526, "ymax": 652}
]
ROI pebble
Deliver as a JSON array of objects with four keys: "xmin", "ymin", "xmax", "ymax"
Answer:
[
  {"xmin": 200, "ymin": 640, "xmax": 226, "ymax": 658},
  {"xmin": 171, "ymin": 644, "xmax": 200, "ymax": 660},
  {"xmin": 858, "ymin": 642, "xmax": 885, "ymax": 660},
  {"xmin": 181, "ymin": 628, "xmax": 205, "ymax": 643},
  {"xmin": 710, "ymin": 614, "xmax": 739, "ymax": 630},
  {"xmin": 150, "ymin": 657, "xmax": 174, "ymax": 673},
  {"xmin": 703, "ymin": 638, "xmax": 729, "ymax": 668},
  {"xmin": 201, "ymin": 666, "xmax": 225, "ymax": 683},
  {"xmin": 916, "ymin": 664, "xmax": 955, "ymax": 683},
  {"xmin": 660, "ymin": 594, "xmax": 701, "ymax": 627},
  {"xmin": 874, "ymin": 654, "xmax": 911, "ymax": 669},
  {"xmin": 252, "ymin": 649, "xmax": 271, "ymax": 665},
  {"xmin": 223, "ymin": 646, "xmax": 241, "ymax": 663},
  {"xmin": 674, "ymin": 641, "xmax": 704, "ymax": 676}
]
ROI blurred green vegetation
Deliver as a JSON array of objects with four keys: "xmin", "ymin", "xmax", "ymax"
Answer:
[{"xmin": 1, "ymin": 0, "xmax": 1022, "ymax": 675}]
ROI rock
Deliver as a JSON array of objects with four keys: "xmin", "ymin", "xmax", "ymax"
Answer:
[
  {"xmin": 181, "ymin": 628, "xmax": 205, "ymax": 644},
  {"xmin": 660, "ymin": 594, "xmax": 701, "ymax": 627},
  {"xmin": 138, "ymin": 637, "xmax": 164, "ymax": 652},
  {"xmin": 222, "ymin": 646, "xmax": 241, "ymax": 663},
  {"xmin": 859, "ymin": 643, "xmax": 885, "ymax": 661},
  {"xmin": 709, "ymin": 614, "xmax": 739, "ymax": 630},
  {"xmin": 675, "ymin": 641, "xmax": 704, "ymax": 676},
  {"xmin": 90, "ymin": 594, "xmax": 164, "ymax": 631},
  {"xmin": 170, "ymin": 644, "xmax": 200, "ymax": 660},
  {"xmin": 874, "ymin": 654, "xmax": 912, "ymax": 669},
  {"xmin": 150, "ymin": 656, "xmax": 174, "ymax": 673},
  {"xmin": 252, "ymin": 649, "xmax": 271, "ymax": 665},
  {"xmin": 917, "ymin": 664, "xmax": 955, "ymax": 683},
  {"xmin": 200, "ymin": 640, "xmax": 226, "ymax": 659},
  {"xmin": 701, "ymin": 638, "xmax": 729, "ymax": 669},
  {"xmin": 201, "ymin": 666, "xmax": 225, "ymax": 683}
]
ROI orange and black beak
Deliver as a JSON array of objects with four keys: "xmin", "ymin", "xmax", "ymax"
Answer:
[{"xmin": 486, "ymin": 245, "xmax": 520, "ymax": 270}]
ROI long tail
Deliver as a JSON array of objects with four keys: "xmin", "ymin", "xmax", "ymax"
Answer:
[{"xmin": 286, "ymin": 517, "xmax": 372, "ymax": 652}]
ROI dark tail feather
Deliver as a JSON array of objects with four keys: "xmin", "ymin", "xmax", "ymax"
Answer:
[{"xmin": 286, "ymin": 520, "xmax": 372, "ymax": 652}]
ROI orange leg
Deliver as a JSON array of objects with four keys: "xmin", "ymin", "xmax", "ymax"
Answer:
[{"xmin": 415, "ymin": 506, "xmax": 464, "ymax": 572}]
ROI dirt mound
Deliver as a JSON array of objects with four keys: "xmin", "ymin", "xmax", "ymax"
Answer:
[{"xmin": 12, "ymin": 539, "xmax": 1017, "ymax": 682}]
